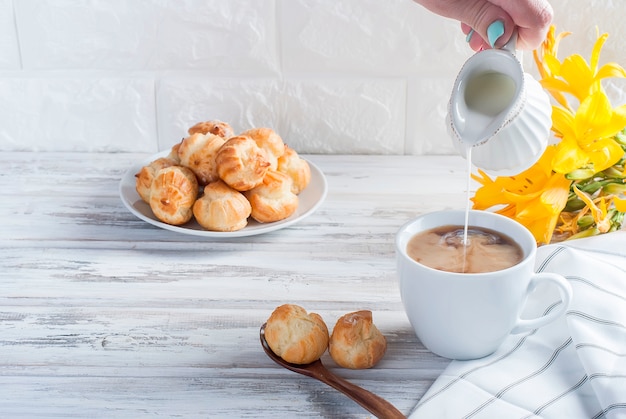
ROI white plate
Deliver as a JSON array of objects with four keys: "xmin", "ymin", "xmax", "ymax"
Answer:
[{"xmin": 119, "ymin": 151, "xmax": 327, "ymax": 237}]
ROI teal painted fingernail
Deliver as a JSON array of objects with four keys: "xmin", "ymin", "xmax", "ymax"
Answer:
[
  {"xmin": 466, "ymin": 29, "xmax": 474, "ymax": 43},
  {"xmin": 487, "ymin": 20, "xmax": 505, "ymax": 47}
]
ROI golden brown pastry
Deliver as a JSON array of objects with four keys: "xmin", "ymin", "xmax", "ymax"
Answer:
[
  {"xmin": 188, "ymin": 120, "xmax": 235, "ymax": 139},
  {"xmin": 277, "ymin": 145, "xmax": 311, "ymax": 195},
  {"xmin": 193, "ymin": 180, "xmax": 251, "ymax": 232},
  {"xmin": 216, "ymin": 135, "xmax": 271, "ymax": 191},
  {"xmin": 244, "ymin": 170, "xmax": 298, "ymax": 223},
  {"xmin": 177, "ymin": 132, "xmax": 226, "ymax": 185},
  {"xmin": 264, "ymin": 304, "xmax": 329, "ymax": 365},
  {"xmin": 167, "ymin": 142, "xmax": 182, "ymax": 164},
  {"xmin": 149, "ymin": 166, "xmax": 198, "ymax": 226},
  {"xmin": 241, "ymin": 127, "xmax": 285, "ymax": 170},
  {"xmin": 135, "ymin": 157, "xmax": 178, "ymax": 203},
  {"xmin": 329, "ymin": 310, "xmax": 387, "ymax": 369}
]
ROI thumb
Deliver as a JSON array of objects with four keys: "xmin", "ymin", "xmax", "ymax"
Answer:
[
  {"xmin": 414, "ymin": 0, "xmax": 518, "ymax": 50},
  {"xmin": 459, "ymin": 3, "xmax": 516, "ymax": 50}
]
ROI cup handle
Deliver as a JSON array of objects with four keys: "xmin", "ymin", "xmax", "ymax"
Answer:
[{"xmin": 511, "ymin": 273, "xmax": 573, "ymax": 334}]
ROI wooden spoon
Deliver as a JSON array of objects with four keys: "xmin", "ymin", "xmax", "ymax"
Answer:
[{"xmin": 260, "ymin": 323, "xmax": 405, "ymax": 419}]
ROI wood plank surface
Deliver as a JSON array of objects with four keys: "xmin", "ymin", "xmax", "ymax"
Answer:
[{"xmin": 0, "ymin": 152, "xmax": 472, "ymax": 418}]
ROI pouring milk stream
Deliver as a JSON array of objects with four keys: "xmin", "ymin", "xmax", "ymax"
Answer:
[{"xmin": 446, "ymin": 30, "xmax": 553, "ymax": 259}]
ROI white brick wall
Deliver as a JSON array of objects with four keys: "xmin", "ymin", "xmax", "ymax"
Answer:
[{"xmin": 1, "ymin": 0, "xmax": 625, "ymax": 154}]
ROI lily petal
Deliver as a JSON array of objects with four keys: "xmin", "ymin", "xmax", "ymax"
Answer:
[
  {"xmin": 553, "ymin": 137, "xmax": 589, "ymax": 174},
  {"xmin": 551, "ymin": 106, "xmax": 576, "ymax": 138},
  {"xmin": 575, "ymin": 92, "xmax": 613, "ymax": 137},
  {"xmin": 590, "ymin": 32, "xmax": 608, "ymax": 72},
  {"xmin": 560, "ymin": 54, "xmax": 594, "ymax": 100},
  {"xmin": 596, "ymin": 62, "xmax": 626, "ymax": 79},
  {"xmin": 586, "ymin": 138, "xmax": 624, "ymax": 172},
  {"xmin": 615, "ymin": 196, "xmax": 626, "ymax": 212},
  {"xmin": 573, "ymin": 185, "xmax": 603, "ymax": 222}
]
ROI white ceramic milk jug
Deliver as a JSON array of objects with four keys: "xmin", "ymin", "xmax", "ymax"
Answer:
[{"xmin": 447, "ymin": 31, "xmax": 552, "ymax": 175}]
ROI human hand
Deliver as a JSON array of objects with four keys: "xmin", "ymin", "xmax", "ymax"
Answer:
[{"xmin": 413, "ymin": 0, "xmax": 553, "ymax": 51}]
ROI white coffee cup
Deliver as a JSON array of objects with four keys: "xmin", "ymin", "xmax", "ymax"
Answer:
[{"xmin": 396, "ymin": 210, "xmax": 572, "ymax": 360}]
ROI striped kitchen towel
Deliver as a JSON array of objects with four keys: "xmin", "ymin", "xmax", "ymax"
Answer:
[{"xmin": 410, "ymin": 231, "xmax": 626, "ymax": 419}]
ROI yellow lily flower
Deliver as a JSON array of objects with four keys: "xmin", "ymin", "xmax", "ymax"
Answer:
[
  {"xmin": 472, "ymin": 147, "xmax": 572, "ymax": 244},
  {"xmin": 533, "ymin": 26, "xmax": 571, "ymax": 109},
  {"xmin": 551, "ymin": 91, "xmax": 626, "ymax": 174},
  {"xmin": 537, "ymin": 29, "xmax": 626, "ymax": 106},
  {"xmin": 512, "ymin": 174, "xmax": 572, "ymax": 244}
]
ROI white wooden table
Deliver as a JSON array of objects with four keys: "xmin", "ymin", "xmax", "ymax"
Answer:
[{"xmin": 1, "ymin": 152, "xmax": 473, "ymax": 418}]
